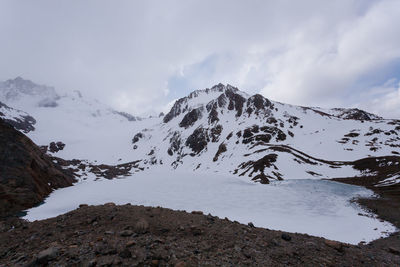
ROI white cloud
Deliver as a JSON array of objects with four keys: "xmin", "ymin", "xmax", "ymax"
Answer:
[
  {"xmin": 0, "ymin": 0, "xmax": 399, "ymax": 117},
  {"xmin": 357, "ymin": 78, "xmax": 400, "ymax": 119}
]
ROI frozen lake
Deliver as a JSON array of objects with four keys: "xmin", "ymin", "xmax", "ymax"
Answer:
[{"xmin": 24, "ymin": 170, "xmax": 397, "ymax": 244}]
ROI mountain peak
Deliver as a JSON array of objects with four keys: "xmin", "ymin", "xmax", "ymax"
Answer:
[
  {"xmin": 0, "ymin": 77, "xmax": 59, "ymax": 106},
  {"xmin": 5, "ymin": 76, "xmax": 37, "ymax": 89},
  {"xmin": 163, "ymin": 84, "xmax": 248, "ymax": 123},
  {"xmin": 185, "ymin": 83, "xmax": 239, "ymax": 99}
]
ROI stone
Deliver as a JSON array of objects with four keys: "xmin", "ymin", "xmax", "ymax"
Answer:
[
  {"xmin": 281, "ymin": 233, "xmax": 292, "ymax": 241},
  {"xmin": 135, "ymin": 218, "xmax": 149, "ymax": 234},
  {"xmin": 119, "ymin": 248, "xmax": 132, "ymax": 258},
  {"xmin": 325, "ymin": 240, "xmax": 344, "ymax": 252},
  {"xmin": 247, "ymin": 222, "xmax": 255, "ymax": 228},
  {"xmin": 119, "ymin": 230, "xmax": 134, "ymax": 237},
  {"xmin": 388, "ymin": 247, "xmax": 400, "ymax": 255},
  {"xmin": 87, "ymin": 259, "xmax": 97, "ymax": 267},
  {"xmin": 37, "ymin": 247, "xmax": 59, "ymax": 264},
  {"xmin": 191, "ymin": 210, "xmax": 203, "ymax": 215},
  {"xmin": 190, "ymin": 225, "xmax": 202, "ymax": 236},
  {"xmin": 126, "ymin": 240, "xmax": 136, "ymax": 247}
]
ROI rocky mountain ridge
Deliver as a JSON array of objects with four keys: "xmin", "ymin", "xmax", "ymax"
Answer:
[
  {"xmin": 131, "ymin": 83, "xmax": 400, "ymax": 183},
  {"xmin": 1, "ymin": 78, "xmax": 399, "ymax": 185}
]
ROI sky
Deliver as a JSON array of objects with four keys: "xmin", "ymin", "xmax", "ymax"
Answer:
[{"xmin": 0, "ymin": 0, "xmax": 400, "ymax": 118}]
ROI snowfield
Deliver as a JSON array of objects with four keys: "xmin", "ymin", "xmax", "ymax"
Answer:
[{"xmin": 24, "ymin": 170, "xmax": 397, "ymax": 245}]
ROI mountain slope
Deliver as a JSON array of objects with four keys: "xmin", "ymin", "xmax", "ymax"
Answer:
[
  {"xmin": 0, "ymin": 101, "xmax": 36, "ymax": 133},
  {"xmin": 131, "ymin": 84, "xmax": 400, "ymax": 182},
  {"xmin": 0, "ymin": 118, "xmax": 75, "ymax": 217}
]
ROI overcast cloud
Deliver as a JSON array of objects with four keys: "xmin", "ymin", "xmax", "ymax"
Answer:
[{"xmin": 0, "ymin": 0, "xmax": 399, "ymax": 118}]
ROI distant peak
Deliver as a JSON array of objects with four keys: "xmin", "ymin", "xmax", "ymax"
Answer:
[
  {"xmin": 0, "ymin": 77, "xmax": 59, "ymax": 104},
  {"xmin": 187, "ymin": 83, "xmax": 240, "ymax": 99}
]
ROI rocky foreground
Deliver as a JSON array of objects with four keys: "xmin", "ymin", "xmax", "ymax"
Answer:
[{"xmin": 0, "ymin": 204, "xmax": 399, "ymax": 267}]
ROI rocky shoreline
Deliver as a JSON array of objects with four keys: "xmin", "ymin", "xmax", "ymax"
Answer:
[{"xmin": 0, "ymin": 203, "xmax": 399, "ymax": 266}]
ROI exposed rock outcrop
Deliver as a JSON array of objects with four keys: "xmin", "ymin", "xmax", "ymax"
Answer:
[
  {"xmin": 186, "ymin": 127, "xmax": 210, "ymax": 154},
  {"xmin": 0, "ymin": 101, "xmax": 36, "ymax": 133},
  {"xmin": 0, "ymin": 119, "xmax": 75, "ymax": 217}
]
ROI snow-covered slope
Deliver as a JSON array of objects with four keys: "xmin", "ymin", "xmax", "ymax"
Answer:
[{"xmin": 0, "ymin": 77, "xmax": 149, "ymax": 164}]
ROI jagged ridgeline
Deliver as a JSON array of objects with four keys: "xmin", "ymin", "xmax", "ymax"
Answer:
[{"xmin": 132, "ymin": 84, "xmax": 400, "ymax": 183}]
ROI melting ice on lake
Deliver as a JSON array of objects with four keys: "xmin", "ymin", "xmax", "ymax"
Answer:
[{"xmin": 24, "ymin": 170, "xmax": 397, "ymax": 244}]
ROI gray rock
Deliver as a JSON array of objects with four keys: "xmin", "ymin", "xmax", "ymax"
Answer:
[
  {"xmin": 119, "ymin": 230, "xmax": 134, "ymax": 237},
  {"xmin": 37, "ymin": 247, "xmax": 59, "ymax": 263},
  {"xmin": 135, "ymin": 219, "xmax": 149, "ymax": 234}
]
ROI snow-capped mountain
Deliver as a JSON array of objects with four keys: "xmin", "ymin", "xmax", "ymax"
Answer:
[
  {"xmin": 131, "ymin": 83, "xmax": 400, "ymax": 182},
  {"xmin": 0, "ymin": 77, "xmax": 147, "ymax": 164},
  {"xmin": 0, "ymin": 76, "xmax": 60, "ymax": 108},
  {"xmin": 1, "ymin": 78, "xmax": 399, "ymax": 183}
]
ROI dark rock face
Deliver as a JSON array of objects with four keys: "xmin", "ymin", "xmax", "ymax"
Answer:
[
  {"xmin": 286, "ymin": 115, "xmax": 299, "ymax": 126},
  {"xmin": 3, "ymin": 115, "xmax": 36, "ymax": 133},
  {"xmin": 0, "ymin": 119, "xmax": 75, "ymax": 217},
  {"xmin": 242, "ymin": 126, "xmax": 286, "ymax": 144},
  {"xmin": 210, "ymin": 125, "xmax": 223, "ymax": 142},
  {"xmin": 365, "ymin": 128, "xmax": 384, "ymax": 136},
  {"xmin": 179, "ymin": 107, "xmax": 203, "ymax": 128},
  {"xmin": 345, "ymin": 132, "xmax": 360, "ymax": 138},
  {"xmin": 163, "ymin": 98, "xmax": 188, "ymax": 123},
  {"xmin": 225, "ymin": 89, "xmax": 246, "ymax": 117},
  {"xmin": 249, "ymin": 154, "xmax": 278, "ymax": 174},
  {"xmin": 208, "ymin": 105, "xmax": 219, "ymax": 124},
  {"xmin": 0, "ymin": 102, "xmax": 36, "ymax": 133},
  {"xmin": 342, "ymin": 109, "xmax": 373, "ymax": 120},
  {"xmin": 132, "ymin": 133, "xmax": 144, "ymax": 144},
  {"xmin": 53, "ymin": 157, "xmax": 142, "ymax": 180},
  {"xmin": 237, "ymin": 154, "xmax": 279, "ymax": 184},
  {"xmin": 246, "ymin": 94, "xmax": 273, "ymax": 115},
  {"xmin": 167, "ymin": 132, "xmax": 181, "ymax": 156},
  {"xmin": 186, "ymin": 127, "xmax": 210, "ymax": 154},
  {"xmin": 261, "ymin": 126, "xmax": 287, "ymax": 141},
  {"xmin": 213, "ymin": 143, "xmax": 227, "ymax": 162},
  {"xmin": 206, "ymin": 100, "xmax": 220, "ymax": 124},
  {"xmin": 48, "ymin": 141, "xmax": 65, "ymax": 153},
  {"xmin": 334, "ymin": 108, "xmax": 381, "ymax": 121}
]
